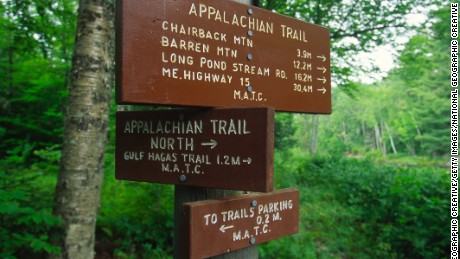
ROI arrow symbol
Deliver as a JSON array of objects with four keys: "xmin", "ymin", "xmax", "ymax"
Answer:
[
  {"xmin": 317, "ymin": 87, "xmax": 327, "ymax": 94},
  {"xmin": 243, "ymin": 158, "xmax": 252, "ymax": 165},
  {"xmin": 201, "ymin": 139, "xmax": 217, "ymax": 149},
  {"xmin": 220, "ymin": 224, "xmax": 234, "ymax": 233},
  {"xmin": 317, "ymin": 77, "xmax": 327, "ymax": 84},
  {"xmin": 317, "ymin": 66, "xmax": 327, "ymax": 73},
  {"xmin": 317, "ymin": 55, "xmax": 327, "ymax": 62}
]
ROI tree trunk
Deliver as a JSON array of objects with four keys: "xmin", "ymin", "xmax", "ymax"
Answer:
[
  {"xmin": 51, "ymin": 0, "xmax": 114, "ymax": 258},
  {"xmin": 380, "ymin": 120, "xmax": 387, "ymax": 157},
  {"xmin": 374, "ymin": 123, "xmax": 381, "ymax": 152},
  {"xmin": 410, "ymin": 112, "xmax": 423, "ymax": 152},
  {"xmin": 305, "ymin": 114, "xmax": 319, "ymax": 154},
  {"xmin": 309, "ymin": 115, "xmax": 319, "ymax": 154},
  {"xmin": 405, "ymin": 142, "xmax": 417, "ymax": 156},
  {"xmin": 341, "ymin": 120, "xmax": 347, "ymax": 142},
  {"xmin": 384, "ymin": 122, "xmax": 397, "ymax": 155},
  {"xmin": 174, "ymin": 187, "xmax": 258, "ymax": 259},
  {"xmin": 304, "ymin": 114, "xmax": 310, "ymax": 150},
  {"xmin": 410, "ymin": 112, "xmax": 422, "ymax": 137},
  {"xmin": 7, "ymin": 0, "xmax": 14, "ymax": 98}
]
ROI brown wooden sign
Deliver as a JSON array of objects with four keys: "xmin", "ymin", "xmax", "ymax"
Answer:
[
  {"xmin": 116, "ymin": 0, "xmax": 331, "ymax": 113},
  {"xmin": 115, "ymin": 108, "xmax": 274, "ymax": 192},
  {"xmin": 182, "ymin": 189, "xmax": 299, "ymax": 258}
]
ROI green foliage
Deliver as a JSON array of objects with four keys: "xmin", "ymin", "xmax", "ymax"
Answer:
[
  {"xmin": 316, "ymin": 5, "xmax": 451, "ymax": 157},
  {"xmin": 0, "ymin": 0, "xmax": 451, "ymax": 258},
  {"xmin": 0, "ymin": 0, "xmax": 76, "ymax": 158},
  {"xmin": 0, "ymin": 148, "xmax": 61, "ymax": 258},
  {"xmin": 0, "ymin": 2, "xmax": 74, "ymax": 256},
  {"xmin": 93, "ymin": 106, "xmax": 174, "ymax": 257},
  {"xmin": 96, "ymin": 152, "xmax": 174, "ymax": 258},
  {"xmin": 260, "ymin": 0, "xmax": 446, "ymax": 88},
  {"xmin": 262, "ymin": 152, "xmax": 449, "ymax": 258},
  {"xmin": 274, "ymin": 113, "xmax": 296, "ymax": 150},
  {"xmin": 389, "ymin": 7, "xmax": 450, "ymax": 157}
]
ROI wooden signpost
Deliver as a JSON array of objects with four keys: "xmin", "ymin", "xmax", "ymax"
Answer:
[
  {"xmin": 115, "ymin": 0, "xmax": 331, "ymax": 257},
  {"xmin": 116, "ymin": 108, "xmax": 274, "ymax": 192},
  {"xmin": 183, "ymin": 189, "xmax": 299, "ymax": 259},
  {"xmin": 116, "ymin": 0, "xmax": 331, "ymax": 113}
]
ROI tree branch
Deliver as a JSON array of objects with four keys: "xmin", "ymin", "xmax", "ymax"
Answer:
[
  {"xmin": 331, "ymin": 24, "xmax": 406, "ymax": 40},
  {"xmin": 314, "ymin": 0, "xmax": 322, "ymax": 25},
  {"xmin": 334, "ymin": 2, "xmax": 359, "ymax": 38}
]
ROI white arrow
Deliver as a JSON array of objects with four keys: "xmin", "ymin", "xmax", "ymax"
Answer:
[
  {"xmin": 317, "ymin": 87, "xmax": 327, "ymax": 94},
  {"xmin": 317, "ymin": 55, "xmax": 327, "ymax": 62},
  {"xmin": 317, "ymin": 66, "xmax": 327, "ymax": 73},
  {"xmin": 317, "ymin": 77, "xmax": 327, "ymax": 84},
  {"xmin": 243, "ymin": 158, "xmax": 252, "ymax": 165},
  {"xmin": 201, "ymin": 139, "xmax": 217, "ymax": 149},
  {"xmin": 219, "ymin": 224, "xmax": 234, "ymax": 233}
]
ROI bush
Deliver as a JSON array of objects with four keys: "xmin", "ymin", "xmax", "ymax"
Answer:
[
  {"xmin": 262, "ymin": 153, "xmax": 449, "ymax": 258},
  {"xmin": 0, "ymin": 146, "xmax": 61, "ymax": 258},
  {"xmin": 97, "ymin": 166, "xmax": 174, "ymax": 258}
]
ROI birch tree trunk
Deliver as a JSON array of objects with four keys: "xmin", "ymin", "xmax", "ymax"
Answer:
[
  {"xmin": 52, "ymin": 0, "xmax": 114, "ymax": 258},
  {"xmin": 305, "ymin": 114, "xmax": 319, "ymax": 154},
  {"xmin": 374, "ymin": 123, "xmax": 381, "ymax": 152},
  {"xmin": 309, "ymin": 115, "xmax": 319, "ymax": 154},
  {"xmin": 380, "ymin": 120, "xmax": 387, "ymax": 157},
  {"xmin": 384, "ymin": 122, "xmax": 397, "ymax": 155}
]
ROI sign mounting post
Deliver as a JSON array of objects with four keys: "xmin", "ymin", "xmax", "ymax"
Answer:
[{"xmin": 115, "ymin": 0, "xmax": 331, "ymax": 257}]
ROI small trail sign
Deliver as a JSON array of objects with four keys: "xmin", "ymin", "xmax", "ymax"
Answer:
[
  {"xmin": 116, "ymin": 0, "xmax": 331, "ymax": 113},
  {"xmin": 182, "ymin": 189, "xmax": 299, "ymax": 258},
  {"xmin": 115, "ymin": 107, "xmax": 274, "ymax": 192}
]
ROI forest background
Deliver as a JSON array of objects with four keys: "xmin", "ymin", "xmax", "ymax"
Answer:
[{"xmin": 0, "ymin": 0, "xmax": 452, "ymax": 258}]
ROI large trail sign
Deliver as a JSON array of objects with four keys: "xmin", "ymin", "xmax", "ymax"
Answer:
[
  {"xmin": 116, "ymin": 108, "xmax": 274, "ymax": 192},
  {"xmin": 116, "ymin": 0, "xmax": 331, "ymax": 113},
  {"xmin": 183, "ymin": 189, "xmax": 299, "ymax": 258}
]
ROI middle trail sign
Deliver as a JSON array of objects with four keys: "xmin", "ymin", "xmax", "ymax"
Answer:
[
  {"xmin": 115, "ymin": 108, "xmax": 274, "ymax": 192},
  {"xmin": 116, "ymin": 0, "xmax": 331, "ymax": 113}
]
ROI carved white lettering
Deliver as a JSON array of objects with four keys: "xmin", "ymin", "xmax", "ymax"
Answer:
[
  {"xmin": 204, "ymin": 213, "xmax": 218, "ymax": 225},
  {"xmin": 124, "ymin": 151, "xmax": 144, "ymax": 161},
  {"xmin": 181, "ymin": 153, "xmax": 212, "ymax": 165},
  {"xmin": 280, "ymin": 24, "xmax": 308, "ymax": 42},
  {"xmin": 162, "ymin": 67, "xmax": 179, "ymax": 78},
  {"xmin": 232, "ymin": 63, "xmax": 269, "ymax": 76},
  {"xmin": 233, "ymin": 90, "xmax": 265, "ymax": 102},
  {"xmin": 217, "ymin": 46, "xmax": 238, "ymax": 58},
  {"xmin": 163, "ymin": 21, "xmax": 228, "ymax": 42},
  {"xmin": 210, "ymin": 119, "xmax": 250, "ymax": 135},
  {"xmin": 124, "ymin": 120, "xmax": 202, "ymax": 134},
  {"xmin": 151, "ymin": 136, "xmax": 194, "ymax": 151},
  {"xmin": 199, "ymin": 57, "xmax": 227, "ymax": 71},
  {"xmin": 162, "ymin": 52, "xmax": 194, "ymax": 66},
  {"xmin": 147, "ymin": 152, "xmax": 178, "ymax": 163},
  {"xmin": 275, "ymin": 69, "xmax": 287, "ymax": 79},
  {"xmin": 232, "ymin": 230, "xmax": 251, "ymax": 241},
  {"xmin": 161, "ymin": 36, "xmax": 210, "ymax": 53},
  {"xmin": 221, "ymin": 208, "xmax": 252, "ymax": 222},
  {"xmin": 258, "ymin": 200, "xmax": 294, "ymax": 214},
  {"xmin": 233, "ymin": 36, "xmax": 253, "ymax": 47},
  {"xmin": 188, "ymin": 3, "xmax": 274, "ymax": 34},
  {"xmin": 183, "ymin": 70, "xmax": 233, "ymax": 84}
]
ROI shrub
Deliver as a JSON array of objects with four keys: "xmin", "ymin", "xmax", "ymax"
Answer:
[
  {"xmin": 97, "ymin": 167, "xmax": 174, "ymax": 257},
  {"xmin": 263, "ymin": 153, "xmax": 449, "ymax": 258},
  {"xmin": 0, "ymin": 146, "xmax": 61, "ymax": 258}
]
